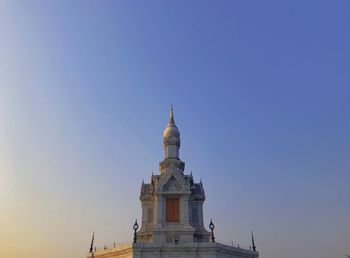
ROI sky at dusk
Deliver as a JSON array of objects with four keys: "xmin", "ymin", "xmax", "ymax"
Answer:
[{"xmin": 0, "ymin": 1, "xmax": 349, "ymax": 258}]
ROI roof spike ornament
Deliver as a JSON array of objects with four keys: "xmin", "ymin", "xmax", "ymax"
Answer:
[
  {"xmin": 251, "ymin": 230, "xmax": 256, "ymax": 252},
  {"xmin": 168, "ymin": 104, "xmax": 175, "ymax": 126},
  {"xmin": 89, "ymin": 232, "xmax": 95, "ymax": 254}
]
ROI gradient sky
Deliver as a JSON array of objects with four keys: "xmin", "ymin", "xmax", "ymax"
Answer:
[{"xmin": 1, "ymin": 1, "xmax": 349, "ymax": 258}]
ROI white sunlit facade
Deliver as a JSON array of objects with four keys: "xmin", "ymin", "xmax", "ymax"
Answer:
[{"xmin": 87, "ymin": 108, "xmax": 259, "ymax": 258}]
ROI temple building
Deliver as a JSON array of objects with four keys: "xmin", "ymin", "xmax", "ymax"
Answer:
[{"xmin": 88, "ymin": 108, "xmax": 259, "ymax": 258}]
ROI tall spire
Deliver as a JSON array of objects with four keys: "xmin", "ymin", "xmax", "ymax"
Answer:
[
  {"xmin": 163, "ymin": 105, "xmax": 180, "ymax": 159},
  {"xmin": 160, "ymin": 106, "xmax": 185, "ymax": 173}
]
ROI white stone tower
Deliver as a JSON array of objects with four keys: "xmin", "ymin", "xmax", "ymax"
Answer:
[
  {"xmin": 138, "ymin": 106, "xmax": 210, "ymax": 244},
  {"xmin": 87, "ymin": 108, "xmax": 259, "ymax": 258}
]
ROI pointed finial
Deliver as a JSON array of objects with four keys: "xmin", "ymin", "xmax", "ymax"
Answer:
[
  {"xmin": 168, "ymin": 105, "xmax": 175, "ymax": 126},
  {"xmin": 89, "ymin": 232, "xmax": 95, "ymax": 253},
  {"xmin": 251, "ymin": 230, "xmax": 256, "ymax": 252}
]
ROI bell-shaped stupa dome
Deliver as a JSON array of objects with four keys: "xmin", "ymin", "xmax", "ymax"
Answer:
[{"xmin": 163, "ymin": 106, "xmax": 180, "ymax": 147}]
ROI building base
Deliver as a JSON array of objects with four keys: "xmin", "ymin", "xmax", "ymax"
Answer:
[{"xmin": 88, "ymin": 242, "xmax": 259, "ymax": 258}]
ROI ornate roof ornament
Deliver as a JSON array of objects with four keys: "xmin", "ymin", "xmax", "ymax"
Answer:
[
  {"xmin": 89, "ymin": 232, "xmax": 95, "ymax": 253},
  {"xmin": 133, "ymin": 219, "xmax": 139, "ymax": 243},
  {"xmin": 251, "ymin": 230, "xmax": 256, "ymax": 252},
  {"xmin": 209, "ymin": 219, "xmax": 215, "ymax": 242}
]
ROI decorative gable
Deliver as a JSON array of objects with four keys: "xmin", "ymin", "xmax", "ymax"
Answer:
[
  {"xmin": 156, "ymin": 172, "xmax": 191, "ymax": 193},
  {"xmin": 163, "ymin": 176, "xmax": 182, "ymax": 192}
]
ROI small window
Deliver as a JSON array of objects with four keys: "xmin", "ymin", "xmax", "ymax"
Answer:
[{"xmin": 166, "ymin": 198, "xmax": 180, "ymax": 223}]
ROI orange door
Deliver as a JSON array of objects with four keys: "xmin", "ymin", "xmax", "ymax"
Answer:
[{"xmin": 166, "ymin": 198, "xmax": 180, "ymax": 222}]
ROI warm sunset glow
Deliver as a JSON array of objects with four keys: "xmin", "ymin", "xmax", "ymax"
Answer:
[{"xmin": 1, "ymin": 1, "xmax": 349, "ymax": 258}]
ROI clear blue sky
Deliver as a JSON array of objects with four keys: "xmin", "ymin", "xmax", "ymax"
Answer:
[{"xmin": 0, "ymin": 1, "xmax": 349, "ymax": 258}]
